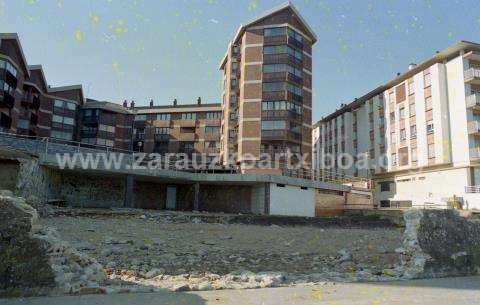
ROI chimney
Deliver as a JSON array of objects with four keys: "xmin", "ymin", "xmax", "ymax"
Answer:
[
  {"xmin": 150, "ymin": 99, "xmax": 154, "ymax": 107},
  {"xmin": 123, "ymin": 100, "xmax": 127, "ymax": 108},
  {"xmin": 173, "ymin": 98, "xmax": 177, "ymax": 106},
  {"xmin": 197, "ymin": 97, "xmax": 201, "ymax": 105},
  {"xmin": 408, "ymin": 63, "xmax": 417, "ymax": 70},
  {"xmin": 130, "ymin": 100, "xmax": 135, "ymax": 109}
]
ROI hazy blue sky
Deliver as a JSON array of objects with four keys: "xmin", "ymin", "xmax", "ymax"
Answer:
[{"xmin": 0, "ymin": 0, "xmax": 479, "ymax": 121}]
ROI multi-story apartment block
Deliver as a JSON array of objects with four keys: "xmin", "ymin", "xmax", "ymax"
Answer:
[
  {"xmin": 0, "ymin": 33, "xmax": 84, "ymax": 141},
  {"xmin": 313, "ymin": 41, "xmax": 480, "ymax": 210},
  {"xmin": 132, "ymin": 98, "xmax": 222, "ymax": 159},
  {"xmin": 219, "ymin": 2, "xmax": 316, "ymax": 173},
  {"xmin": 80, "ymin": 99, "xmax": 134, "ymax": 150}
]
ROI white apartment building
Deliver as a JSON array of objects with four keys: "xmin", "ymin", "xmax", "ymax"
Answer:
[{"xmin": 313, "ymin": 41, "xmax": 480, "ymax": 210}]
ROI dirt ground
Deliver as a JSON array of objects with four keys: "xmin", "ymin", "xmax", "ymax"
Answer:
[{"xmin": 40, "ymin": 209, "xmax": 404, "ymax": 280}]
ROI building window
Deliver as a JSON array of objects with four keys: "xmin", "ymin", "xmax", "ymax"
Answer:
[
  {"xmin": 426, "ymin": 120, "xmax": 434, "ymax": 134},
  {"xmin": 206, "ymin": 112, "xmax": 221, "ymax": 119},
  {"xmin": 262, "ymin": 101, "xmax": 301, "ymax": 113},
  {"xmin": 135, "ymin": 114, "xmax": 147, "ymax": 121},
  {"xmin": 392, "ymin": 153, "xmax": 397, "ymax": 166},
  {"xmin": 400, "ymin": 128, "xmax": 406, "ymax": 141},
  {"xmin": 17, "ymin": 119, "xmax": 29, "ymax": 129},
  {"xmin": 51, "ymin": 130, "xmax": 73, "ymax": 141},
  {"xmin": 425, "ymin": 96, "xmax": 433, "ymax": 110},
  {"xmin": 99, "ymin": 124, "xmax": 115, "ymax": 133},
  {"xmin": 156, "ymin": 113, "xmax": 171, "ymax": 121},
  {"xmin": 409, "ymin": 103, "xmax": 416, "ymax": 117},
  {"xmin": 52, "ymin": 114, "xmax": 74, "ymax": 126},
  {"xmin": 380, "ymin": 181, "xmax": 392, "ymax": 192},
  {"xmin": 181, "ymin": 112, "xmax": 197, "ymax": 120},
  {"xmin": 408, "ymin": 81, "xmax": 415, "ymax": 95},
  {"xmin": 411, "ymin": 147, "xmax": 418, "ymax": 162},
  {"xmin": 391, "ymin": 132, "xmax": 396, "ymax": 145},
  {"xmin": 428, "ymin": 143, "xmax": 435, "ymax": 159},
  {"xmin": 399, "ymin": 107, "xmax": 406, "ymax": 119},
  {"xmin": 287, "ymin": 28, "xmax": 303, "ymax": 43},
  {"xmin": 54, "ymin": 99, "xmax": 76, "ymax": 111},
  {"xmin": 263, "ymin": 45, "xmax": 303, "ymax": 62},
  {"xmin": 424, "ymin": 73, "xmax": 431, "ymax": 87},
  {"xmin": 264, "ymin": 27, "xmax": 286, "ymax": 37},
  {"xmin": 155, "ymin": 127, "xmax": 170, "ymax": 134},
  {"xmin": 390, "ymin": 112, "xmax": 395, "ymax": 123},
  {"xmin": 410, "ymin": 125, "xmax": 417, "ymax": 139},
  {"xmin": 261, "ymin": 120, "xmax": 286, "ymax": 130},
  {"xmin": 205, "ymin": 126, "xmax": 220, "ymax": 134},
  {"xmin": 263, "ymin": 64, "xmax": 302, "ymax": 78}
]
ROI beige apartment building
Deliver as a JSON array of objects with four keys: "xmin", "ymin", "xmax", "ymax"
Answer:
[
  {"xmin": 313, "ymin": 41, "xmax": 480, "ymax": 210},
  {"xmin": 219, "ymin": 2, "xmax": 316, "ymax": 173}
]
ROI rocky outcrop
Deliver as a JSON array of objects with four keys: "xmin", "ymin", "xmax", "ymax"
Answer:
[
  {"xmin": 0, "ymin": 193, "xmax": 55, "ymax": 297},
  {"xmin": 0, "ymin": 193, "xmax": 107, "ymax": 297},
  {"xmin": 397, "ymin": 209, "xmax": 480, "ymax": 279}
]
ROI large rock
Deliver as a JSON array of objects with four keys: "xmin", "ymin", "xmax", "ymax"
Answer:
[
  {"xmin": 0, "ymin": 194, "xmax": 55, "ymax": 297},
  {"xmin": 399, "ymin": 209, "xmax": 480, "ymax": 278},
  {"xmin": 0, "ymin": 193, "xmax": 107, "ymax": 297}
]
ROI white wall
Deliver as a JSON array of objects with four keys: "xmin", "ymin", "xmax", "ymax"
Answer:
[{"xmin": 269, "ymin": 183, "xmax": 315, "ymax": 217}]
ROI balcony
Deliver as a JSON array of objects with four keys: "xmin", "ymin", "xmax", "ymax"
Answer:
[
  {"xmin": 263, "ymin": 72, "xmax": 303, "ymax": 85},
  {"xmin": 465, "ymin": 185, "xmax": 480, "ymax": 193},
  {"xmin": 469, "ymin": 147, "xmax": 480, "ymax": 159},
  {"xmin": 468, "ymin": 121, "xmax": 480, "ymax": 136},
  {"xmin": 82, "ymin": 116, "xmax": 100, "ymax": 125},
  {"xmin": 465, "ymin": 68, "xmax": 480, "ymax": 85},
  {"xmin": 0, "ymin": 91, "xmax": 15, "ymax": 109},
  {"xmin": 262, "ymin": 129, "xmax": 302, "ymax": 142},
  {"xmin": 154, "ymin": 134, "xmax": 170, "ymax": 142},
  {"xmin": 262, "ymin": 110, "xmax": 302, "ymax": 122},
  {"xmin": 263, "ymin": 54, "xmax": 302, "ymax": 67},
  {"xmin": 466, "ymin": 93, "xmax": 480, "ymax": 111}
]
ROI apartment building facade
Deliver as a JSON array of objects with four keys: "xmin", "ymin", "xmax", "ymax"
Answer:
[
  {"xmin": 219, "ymin": 2, "xmax": 316, "ymax": 173},
  {"xmin": 313, "ymin": 41, "xmax": 480, "ymax": 210},
  {"xmin": 132, "ymin": 99, "xmax": 222, "ymax": 159},
  {"xmin": 80, "ymin": 99, "xmax": 134, "ymax": 150},
  {"xmin": 0, "ymin": 33, "xmax": 84, "ymax": 141}
]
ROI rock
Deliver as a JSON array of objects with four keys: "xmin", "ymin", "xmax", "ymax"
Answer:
[
  {"xmin": 451, "ymin": 251, "xmax": 468, "ymax": 260},
  {"xmin": 144, "ymin": 268, "xmax": 165, "ymax": 279},
  {"xmin": 171, "ymin": 283, "xmax": 190, "ymax": 292},
  {"xmin": 0, "ymin": 189, "xmax": 14, "ymax": 197},
  {"xmin": 139, "ymin": 215, "xmax": 147, "ymax": 219},
  {"xmin": 196, "ymin": 281, "xmax": 213, "ymax": 291},
  {"xmin": 337, "ymin": 249, "xmax": 352, "ymax": 263}
]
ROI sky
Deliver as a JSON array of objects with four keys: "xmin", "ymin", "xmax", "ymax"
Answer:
[{"xmin": 0, "ymin": 0, "xmax": 479, "ymax": 122}]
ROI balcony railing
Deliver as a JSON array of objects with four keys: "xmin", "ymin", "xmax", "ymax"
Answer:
[
  {"xmin": 263, "ymin": 72, "xmax": 303, "ymax": 85},
  {"xmin": 154, "ymin": 134, "xmax": 170, "ymax": 141},
  {"xmin": 465, "ymin": 185, "xmax": 480, "ymax": 193},
  {"xmin": 465, "ymin": 68, "xmax": 480, "ymax": 84},
  {"xmin": 467, "ymin": 120, "xmax": 480, "ymax": 135},
  {"xmin": 263, "ymin": 54, "xmax": 302, "ymax": 67},
  {"xmin": 469, "ymin": 147, "xmax": 480, "ymax": 159},
  {"xmin": 466, "ymin": 93, "xmax": 480, "ymax": 109}
]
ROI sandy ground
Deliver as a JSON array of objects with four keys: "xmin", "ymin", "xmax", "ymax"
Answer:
[{"xmin": 4, "ymin": 276, "xmax": 480, "ymax": 305}]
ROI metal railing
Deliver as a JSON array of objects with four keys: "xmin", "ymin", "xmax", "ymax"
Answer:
[
  {"xmin": 465, "ymin": 68, "xmax": 480, "ymax": 80},
  {"xmin": 465, "ymin": 185, "xmax": 480, "ymax": 193}
]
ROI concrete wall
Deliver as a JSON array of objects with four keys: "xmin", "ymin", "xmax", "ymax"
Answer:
[
  {"xmin": 250, "ymin": 183, "xmax": 266, "ymax": 214},
  {"xmin": 55, "ymin": 172, "xmax": 124, "ymax": 208},
  {"xmin": 0, "ymin": 159, "xmax": 19, "ymax": 191},
  {"xmin": 269, "ymin": 183, "xmax": 315, "ymax": 217},
  {"xmin": 315, "ymin": 189, "xmax": 345, "ymax": 216},
  {"xmin": 133, "ymin": 181, "xmax": 166, "ymax": 209}
]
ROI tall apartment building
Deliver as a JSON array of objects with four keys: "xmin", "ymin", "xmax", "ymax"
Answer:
[
  {"xmin": 132, "ymin": 98, "xmax": 222, "ymax": 159},
  {"xmin": 313, "ymin": 41, "xmax": 480, "ymax": 210},
  {"xmin": 219, "ymin": 2, "xmax": 316, "ymax": 173},
  {"xmin": 0, "ymin": 33, "xmax": 84, "ymax": 141}
]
